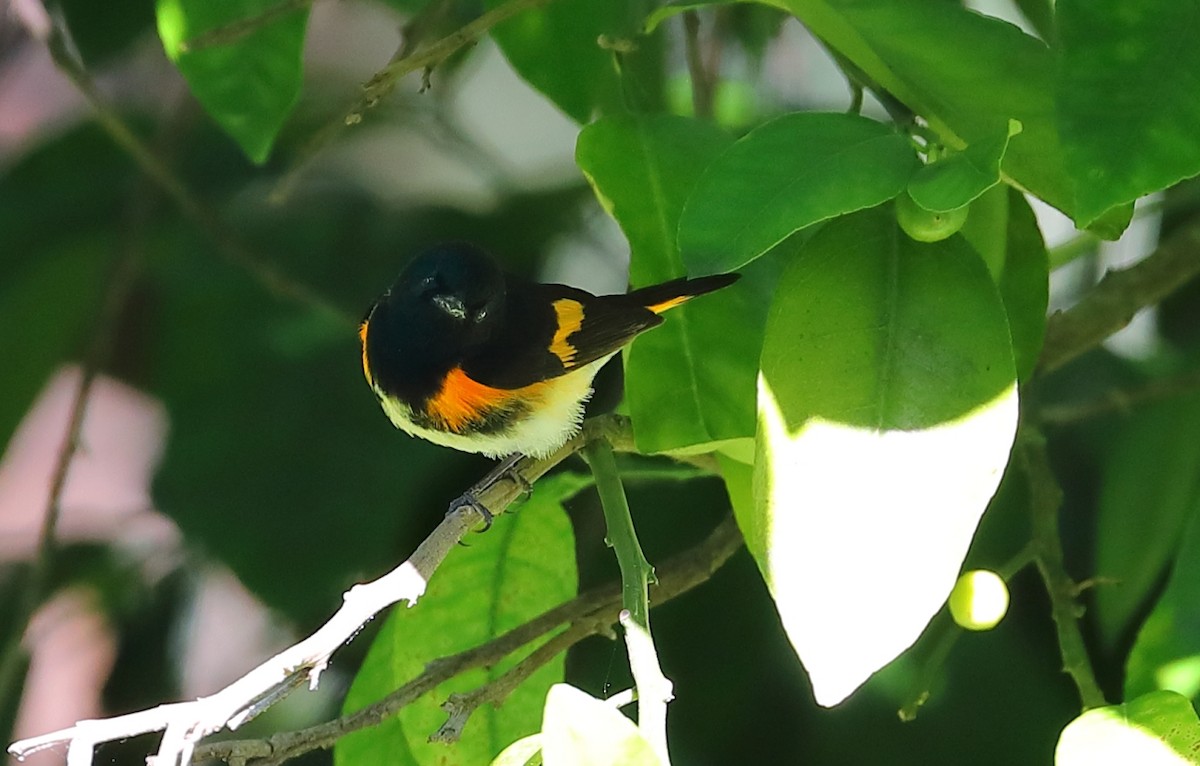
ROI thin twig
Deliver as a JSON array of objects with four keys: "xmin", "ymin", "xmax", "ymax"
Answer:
[
  {"xmin": 431, "ymin": 624, "xmax": 597, "ymax": 744},
  {"xmin": 897, "ymin": 541, "xmax": 1037, "ymax": 721},
  {"xmin": 273, "ymin": 0, "xmax": 560, "ymax": 202},
  {"xmin": 1038, "ymin": 213, "xmax": 1200, "ymax": 374},
  {"xmin": 40, "ymin": 18, "xmax": 353, "ymax": 326},
  {"xmin": 1021, "ymin": 431, "xmax": 1108, "ymax": 710},
  {"xmin": 1037, "ymin": 367, "xmax": 1200, "ymax": 425},
  {"xmin": 0, "ymin": 159, "xmax": 152, "ymax": 711},
  {"xmin": 583, "ymin": 440, "xmax": 671, "ymax": 765},
  {"xmin": 193, "ymin": 514, "xmax": 743, "ymax": 766}
]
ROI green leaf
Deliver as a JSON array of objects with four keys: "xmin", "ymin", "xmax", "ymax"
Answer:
[
  {"xmin": 1127, "ymin": 511, "xmax": 1200, "ymax": 701},
  {"xmin": 1094, "ymin": 394, "xmax": 1200, "ymax": 654},
  {"xmin": 0, "ymin": 240, "xmax": 112, "ymax": 456},
  {"xmin": 486, "ymin": 0, "xmax": 629, "ymax": 122},
  {"xmin": 156, "ymin": 0, "xmax": 307, "ymax": 163},
  {"xmin": 1056, "ymin": 0, "xmax": 1200, "ymax": 226},
  {"xmin": 907, "ymin": 120, "xmax": 1020, "ymax": 213},
  {"xmin": 335, "ymin": 473, "xmax": 585, "ymax": 766},
  {"xmin": 540, "ymin": 684, "xmax": 661, "ymax": 766},
  {"xmin": 678, "ymin": 112, "xmax": 918, "ymax": 274},
  {"xmin": 576, "ymin": 114, "xmax": 770, "ymax": 454},
  {"xmin": 1056, "ymin": 691, "xmax": 1200, "ymax": 766},
  {"xmin": 961, "ymin": 187, "xmax": 1049, "ymax": 382},
  {"xmin": 755, "ymin": 205, "xmax": 1018, "ymax": 705},
  {"xmin": 767, "ymin": 0, "xmax": 1079, "ymax": 227}
]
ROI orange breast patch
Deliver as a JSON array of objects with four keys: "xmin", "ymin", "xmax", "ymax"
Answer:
[{"xmin": 427, "ymin": 367, "xmax": 547, "ymax": 433}]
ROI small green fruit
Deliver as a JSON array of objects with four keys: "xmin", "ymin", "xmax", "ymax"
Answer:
[
  {"xmin": 948, "ymin": 569, "xmax": 1009, "ymax": 630},
  {"xmin": 896, "ymin": 193, "xmax": 969, "ymax": 242}
]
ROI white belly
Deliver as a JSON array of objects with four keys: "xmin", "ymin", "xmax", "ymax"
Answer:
[{"xmin": 376, "ymin": 357, "xmax": 609, "ymax": 459}]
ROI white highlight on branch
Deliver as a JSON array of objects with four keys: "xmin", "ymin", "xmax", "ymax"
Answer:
[{"xmin": 8, "ymin": 511, "xmax": 471, "ymax": 766}]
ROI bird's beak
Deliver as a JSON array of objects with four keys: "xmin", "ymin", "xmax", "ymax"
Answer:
[{"xmin": 433, "ymin": 294, "xmax": 467, "ymax": 320}]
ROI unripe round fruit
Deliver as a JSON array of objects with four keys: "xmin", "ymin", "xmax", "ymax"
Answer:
[
  {"xmin": 896, "ymin": 193, "xmax": 969, "ymax": 242},
  {"xmin": 948, "ymin": 569, "xmax": 1009, "ymax": 630}
]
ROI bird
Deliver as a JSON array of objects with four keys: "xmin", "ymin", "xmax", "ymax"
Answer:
[{"xmin": 359, "ymin": 241, "xmax": 737, "ymax": 470}]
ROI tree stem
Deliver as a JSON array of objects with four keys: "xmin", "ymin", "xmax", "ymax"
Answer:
[
  {"xmin": 1022, "ymin": 432, "xmax": 1108, "ymax": 710},
  {"xmin": 584, "ymin": 439, "xmax": 672, "ymax": 764}
]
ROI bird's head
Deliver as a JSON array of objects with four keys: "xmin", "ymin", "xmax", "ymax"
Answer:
[{"xmin": 380, "ymin": 242, "xmax": 506, "ymax": 352}]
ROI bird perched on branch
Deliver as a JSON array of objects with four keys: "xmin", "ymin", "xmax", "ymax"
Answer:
[{"xmin": 359, "ymin": 242, "xmax": 738, "ymax": 461}]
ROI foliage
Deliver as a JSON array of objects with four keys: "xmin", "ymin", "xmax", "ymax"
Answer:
[{"xmin": 5, "ymin": 0, "xmax": 1200, "ymax": 764}]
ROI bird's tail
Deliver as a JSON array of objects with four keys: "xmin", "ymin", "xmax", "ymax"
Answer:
[{"xmin": 629, "ymin": 273, "xmax": 740, "ymax": 315}]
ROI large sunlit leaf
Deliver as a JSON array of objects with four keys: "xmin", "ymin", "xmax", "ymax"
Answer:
[
  {"xmin": 1056, "ymin": 0, "xmax": 1200, "ymax": 226},
  {"xmin": 1094, "ymin": 394, "xmax": 1200, "ymax": 654},
  {"xmin": 1127, "ymin": 511, "xmax": 1200, "ymax": 701},
  {"xmin": 576, "ymin": 114, "xmax": 769, "ymax": 454},
  {"xmin": 1056, "ymin": 691, "xmax": 1200, "ymax": 766},
  {"xmin": 678, "ymin": 112, "xmax": 917, "ymax": 274},
  {"xmin": 754, "ymin": 205, "xmax": 1018, "ymax": 706},
  {"xmin": 961, "ymin": 187, "xmax": 1049, "ymax": 382},
  {"xmin": 541, "ymin": 684, "xmax": 661, "ymax": 766},
  {"xmin": 335, "ymin": 473, "xmax": 585, "ymax": 766},
  {"xmin": 156, "ymin": 0, "xmax": 307, "ymax": 163}
]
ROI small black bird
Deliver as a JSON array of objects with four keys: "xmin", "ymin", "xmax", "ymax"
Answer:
[{"xmin": 359, "ymin": 243, "xmax": 738, "ymax": 459}]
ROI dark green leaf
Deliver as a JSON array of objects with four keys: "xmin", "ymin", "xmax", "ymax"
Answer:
[
  {"xmin": 577, "ymin": 114, "xmax": 768, "ymax": 454},
  {"xmin": 678, "ymin": 111, "xmax": 918, "ymax": 273},
  {"xmin": 1056, "ymin": 0, "xmax": 1200, "ymax": 225},
  {"xmin": 1127, "ymin": 511, "xmax": 1200, "ymax": 700},
  {"xmin": 755, "ymin": 205, "xmax": 1018, "ymax": 705},
  {"xmin": 0, "ymin": 241, "xmax": 112, "ymax": 457},
  {"xmin": 60, "ymin": 0, "xmax": 156, "ymax": 65},
  {"xmin": 1056, "ymin": 690, "xmax": 1200, "ymax": 765},
  {"xmin": 335, "ymin": 474, "xmax": 583, "ymax": 766},
  {"xmin": 961, "ymin": 186, "xmax": 1049, "ymax": 382},
  {"xmin": 486, "ymin": 0, "xmax": 630, "ymax": 122},
  {"xmin": 1094, "ymin": 394, "xmax": 1200, "ymax": 654},
  {"xmin": 147, "ymin": 232, "xmax": 470, "ymax": 621},
  {"xmin": 156, "ymin": 0, "xmax": 307, "ymax": 163},
  {"xmin": 1012, "ymin": 0, "xmax": 1055, "ymax": 42}
]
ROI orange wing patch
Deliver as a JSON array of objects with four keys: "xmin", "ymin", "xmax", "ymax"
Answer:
[
  {"xmin": 359, "ymin": 316, "xmax": 374, "ymax": 386},
  {"xmin": 550, "ymin": 298, "xmax": 584, "ymax": 365}
]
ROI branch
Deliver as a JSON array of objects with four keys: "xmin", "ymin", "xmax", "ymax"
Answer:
[
  {"xmin": 0, "ymin": 181, "xmax": 147, "ymax": 713},
  {"xmin": 8, "ymin": 417, "xmax": 623, "ymax": 766},
  {"xmin": 682, "ymin": 11, "xmax": 714, "ymax": 120},
  {"xmin": 1038, "ymin": 213, "xmax": 1200, "ymax": 374},
  {"xmin": 38, "ymin": 13, "xmax": 353, "ymax": 326},
  {"xmin": 195, "ymin": 514, "xmax": 743, "ymax": 766},
  {"xmin": 1021, "ymin": 431, "xmax": 1108, "ymax": 710}
]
